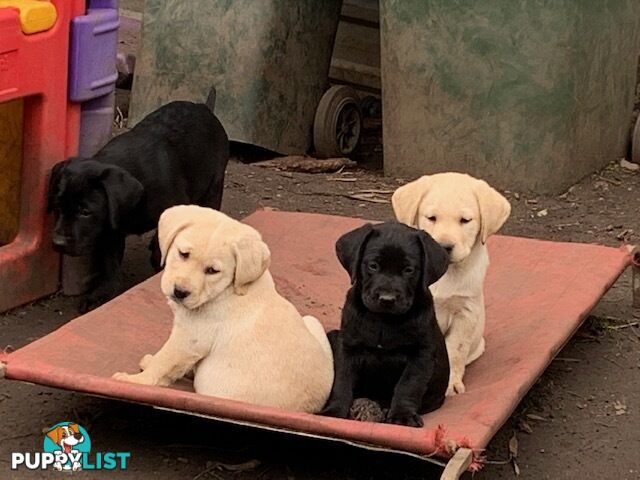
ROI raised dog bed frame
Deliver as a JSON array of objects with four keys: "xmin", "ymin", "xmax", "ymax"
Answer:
[{"xmin": 0, "ymin": 210, "xmax": 632, "ymax": 478}]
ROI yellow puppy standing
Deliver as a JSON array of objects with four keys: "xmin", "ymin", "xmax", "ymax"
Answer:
[
  {"xmin": 114, "ymin": 205, "xmax": 334, "ymax": 413},
  {"xmin": 392, "ymin": 173, "xmax": 511, "ymax": 396}
]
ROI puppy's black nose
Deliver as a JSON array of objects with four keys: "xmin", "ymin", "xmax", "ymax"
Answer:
[
  {"xmin": 439, "ymin": 243, "xmax": 454, "ymax": 255},
  {"xmin": 378, "ymin": 293, "xmax": 397, "ymax": 307},
  {"xmin": 73, "ymin": 433, "xmax": 83, "ymax": 440},
  {"xmin": 173, "ymin": 287, "xmax": 190, "ymax": 300}
]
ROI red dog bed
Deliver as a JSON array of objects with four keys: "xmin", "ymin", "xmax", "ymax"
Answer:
[{"xmin": 0, "ymin": 210, "xmax": 630, "ymax": 475}]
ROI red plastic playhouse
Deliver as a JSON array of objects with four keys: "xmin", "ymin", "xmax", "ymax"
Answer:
[{"xmin": 0, "ymin": 0, "xmax": 118, "ymax": 312}]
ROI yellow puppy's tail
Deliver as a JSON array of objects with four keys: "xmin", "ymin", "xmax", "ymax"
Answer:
[{"xmin": 302, "ymin": 315, "xmax": 332, "ymax": 357}]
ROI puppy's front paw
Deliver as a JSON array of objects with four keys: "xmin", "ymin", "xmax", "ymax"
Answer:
[
  {"xmin": 139, "ymin": 354, "xmax": 154, "ymax": 371},
  {"xmin": 385, "ymin": 410, "xmax": 424, "ymax": 428},
  {"xmin": 80, "ymin": 291, "xmax": 117, "ymax": 313},
  {"xmin": 446, "ymin": 377, "xmax": 466, "ymax": 396},
  {"xmin": 79, "ymin": 297, "xmax": 100, "ymax": 314},
  {"xmin": 319, "ymin": 401, "xmax": 351, "ymax": 419},
  {"xmin": 112, "ymin": 371, "xmax": 156, "ymax": 386}
]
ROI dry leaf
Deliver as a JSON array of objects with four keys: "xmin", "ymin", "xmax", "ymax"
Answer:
[
  {"xmin": 518, "ymin": 420, "xmax": 533, "ymax": 434},
  {"xmin": 617, "ymin": 229, "xmax": 634, "ymax": 240},
  {"xmin": 327, "ymin": 177, "xmax": 357, "ymax": 182},
  {"xmin": 351, "ymin": 189, "xmax": 395, "ymax": 195},
  {"xmin": 346, "ymin": 194, "xmax": 389, "ymax": 204},
  {"xmin": 613, "ymin": 400, "xmax": 627, "ymax": 416},
  {"xmin": 256, "ymin": 156, "xmax": 355, "ymax": 173},
  {"xmin": 218, "ymin": 460, "xmax": 261, "ymax": 472},
  {"xmin": 620, "ymin": 158, "xmax": 640, "ymax": 171},
  {"xmin": 509, "ymin": 432, "xmax": 519, "ymax": 459},
  {"xmin": 526, "ymin": 413, "xmax": 547, "ymax": 422}
]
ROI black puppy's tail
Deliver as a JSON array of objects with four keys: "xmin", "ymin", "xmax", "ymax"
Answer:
[{"xmin": 205, "ymin": 87, "xmax": 217, "ymax": 113}]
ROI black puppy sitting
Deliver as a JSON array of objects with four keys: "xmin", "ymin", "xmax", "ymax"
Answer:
[
  {"xmin": 47, "ymin": 91, "xmax": 229, "ymax": 312},
  {"xmin": 321, "ymin": 222, "xmax": 450, "ymax": 427}
]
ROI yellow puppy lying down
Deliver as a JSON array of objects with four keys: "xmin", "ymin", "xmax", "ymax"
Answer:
[{"xmin": 114, "ymin": 205, "xmax": 334, "ymax": 413}]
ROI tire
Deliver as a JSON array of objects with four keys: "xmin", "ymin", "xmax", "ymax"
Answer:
[{"xmin": 313, "ymin": 85, "xmax": 362, "ymax": 158}]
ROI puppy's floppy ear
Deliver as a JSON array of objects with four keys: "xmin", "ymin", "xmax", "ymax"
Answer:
[
  {"xmin": 99, "ymin": 165, "xmax": 144, "ymax": 230},
  {"xmin": 47, "ymin": 160, "xmax": 70, "ymax": 212},
  {"xmin": 68, "ymin": 423, "xmax": 80, "ymax": 434},
  {"xmin": 417, "ymin": 230, "xmax": 449, "ymax": 286},
  {"xmin": 46, "ymin": 426, "xmax": 63, "ymax": 445},
  {"xmin": 157, "ymin": 205, "xmax": 195, "ymax": 266},
  {"xmin": 474, "ymin": 179, "xmax": 511, "ymax": 244},
  {"xmin": 232, "ymin": 236, "xmax": 271, "ymax": 295},
  {"xmin": 335, "ymin": 223, "xmax": 374, "ymax": 284},
  {"xmin": 391, "ymin": 176, "xmax": 433, "ymax": 226}
]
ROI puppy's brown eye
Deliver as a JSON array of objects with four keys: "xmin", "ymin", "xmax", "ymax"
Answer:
[
  {"xmin": 427, "ymin": 216, "xmax": 436, "ymax": 222},
  {"xmin": 204, "ymin": 266, "xmax": 219, "ymax": 275},
  {"xmin": 368, "ymin": 262, "xmax": 379, "ymax": 272},
  {"xmin": 460, "ymin": 218, "xmax": 471, "ymax": 224},
  {"xmin": 179, "ymin": 251, "xmax": 189, "ymax": 259}
]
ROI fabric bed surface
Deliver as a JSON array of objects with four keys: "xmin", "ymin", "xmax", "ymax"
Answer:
[{"xmin": 2, "ymin": 210, "xmax": 630, "ymax": 463}]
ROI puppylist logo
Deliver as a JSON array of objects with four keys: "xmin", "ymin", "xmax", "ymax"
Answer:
[{"xmin": 11, "ymin": 422, "xmax": 131, "ymax": 472}]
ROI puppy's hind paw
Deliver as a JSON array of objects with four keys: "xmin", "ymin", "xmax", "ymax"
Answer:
[
  {"xmin": 446, "ymin": 378, "xmax": 466, "ymax": 396},
  {"xmin": 139, "ymin": 354, "xmax": 154, "ymax": 371},
  {"xmin": 112, "ymin": 371, "xmax": 155, "ymax": 385},
  {"xmin": 112, "ymin": 371, "xmax": 133, "ymax": 382},
  {"xmin": 385, "ymin": 411, "xmax": 424, "ymax": 428}
]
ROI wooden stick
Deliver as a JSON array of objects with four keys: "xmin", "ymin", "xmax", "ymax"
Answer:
[{"xmin": 440, "ymin": 448, "xmax": 473, "ymax": 480}]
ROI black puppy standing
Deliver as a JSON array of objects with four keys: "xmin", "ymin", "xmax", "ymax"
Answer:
[
  {"xmin": 47, "ymin": 91, "xmax": 229, "ymax": 312},
  {"xmin": 321, "ymin": 222, "xmax": 450, "ymax": 427}
]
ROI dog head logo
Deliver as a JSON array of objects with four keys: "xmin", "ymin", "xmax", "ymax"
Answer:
[
  {"xmin": 43, "ymin": 422, "xmax": 91, "ymax": 472},
  {"xmin": 11, "ymin": 421, "xmax": 129, "ymax": 472}
]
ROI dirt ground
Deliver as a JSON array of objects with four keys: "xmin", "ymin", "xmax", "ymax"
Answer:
[{"xmin": 2, "ymin": 3, "xmax": 640, "ymax": 480}]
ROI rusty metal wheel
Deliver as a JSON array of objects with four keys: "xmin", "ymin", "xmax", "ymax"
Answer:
[{"xmin": 313, "ymin": 85, "xmax": 361, "ymax": 158}]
